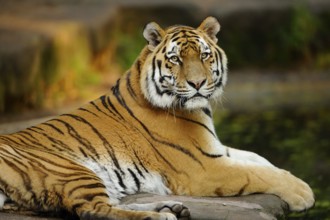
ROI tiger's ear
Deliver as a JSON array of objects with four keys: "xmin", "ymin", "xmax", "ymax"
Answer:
[
  {"xmin": 198, "ymin": 17, "xmax": 221, "ymax": 43},
  {"xmin": 143, "ymin": 22, "xmax": 165, "ymax": 51}
]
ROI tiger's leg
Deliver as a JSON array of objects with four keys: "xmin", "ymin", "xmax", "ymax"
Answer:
[
  {"xmin": 198, "ymin": 156, "xmax": 314, "ymax": 212},
  {"xmin": 117, "ymin": 201, "xmax": 190, "ymax": 219},
  {"xmin": 0, "ymin": 144, "xmax": 177, "ymax": 220}
]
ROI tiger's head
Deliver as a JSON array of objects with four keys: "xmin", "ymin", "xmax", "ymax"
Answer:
[{"xmin": 140, "ymin": 17, "xmax": 228, "ymax": 110}]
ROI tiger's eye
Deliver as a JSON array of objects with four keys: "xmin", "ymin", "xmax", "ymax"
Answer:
[
  {"xmin": 170, "ymin": 56, "xmax": 179, "ymax": 63},
  {"xmin": 201, "ymin": 52, "xmax": 210, "ymax": 60}
]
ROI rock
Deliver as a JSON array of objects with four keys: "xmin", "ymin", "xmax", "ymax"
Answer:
[
  {"xmin": 0, "ymin": 193, "xmax": 288, "ymax": 220},
  {"xmin": 121, "ymin": 193, "xmax": 288, "ymax": 220}
]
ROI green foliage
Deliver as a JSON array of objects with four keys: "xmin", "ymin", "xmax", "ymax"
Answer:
[
  {"xmin": 275, "ymin": 6, "xmax": 317, "ymax": 66},
  {"xmin": 214, "ymin": 108, "xmax": 330, "ymax": 219},
  {"xmin": 220, "ymin": 6, "xmax": 330, "ymax": 69},
  {"xmin": 112, "ymin": 30, "xmax": 146, "ymax": 71}
]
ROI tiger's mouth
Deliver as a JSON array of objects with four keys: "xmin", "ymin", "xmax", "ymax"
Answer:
[
  {"xmin": 177, "ymin": 90, "xmax": 212, "ymax": 100},
  {"xmin": 192, "ymin": 93, "xmax": 209, "ymax": 99}
]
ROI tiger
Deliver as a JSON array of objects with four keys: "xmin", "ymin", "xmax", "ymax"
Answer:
[{"xmin": 0, "ymin": 17, "xmax": 314, "ymax": 220}]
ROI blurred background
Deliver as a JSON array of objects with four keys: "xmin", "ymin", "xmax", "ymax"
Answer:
[{"xmin": 0, "ymin": 0, "xmax": 329, "ymax": 219}]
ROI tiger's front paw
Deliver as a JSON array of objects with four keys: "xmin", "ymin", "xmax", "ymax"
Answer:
[
  {"xmin": 276, "ymin": 170, "xmax": 315, "ymax": 212},
  {"xmin": 156, "ymin": 201, "xmax": 190, "ymax": 220}
]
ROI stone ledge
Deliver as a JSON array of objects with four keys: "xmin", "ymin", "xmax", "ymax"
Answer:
[
  {"xmin": 0, "ymin": 193, "xmax": 288, "ymax": 220},
  {"xmin": 121, "ymin": 193, "xmax": 288, "ymax": 220}
]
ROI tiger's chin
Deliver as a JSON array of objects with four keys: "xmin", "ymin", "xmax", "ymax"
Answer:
[
  {"xmin": 147, "ymin": 94, "xmax": 210, "ymax": 111},
  {"xmin": 180, "ymin": 97, "xmax": 209, "ymax": 110}
]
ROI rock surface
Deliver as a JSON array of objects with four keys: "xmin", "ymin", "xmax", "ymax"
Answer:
[
  {"xmin": 121, "ymin": 193, "xmax": 288, "ymax": 220},
  {"xmin": 0, "ymin": 193, "xmax": 287, "ymax": 220}
]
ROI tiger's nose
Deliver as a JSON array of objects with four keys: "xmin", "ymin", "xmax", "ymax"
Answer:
[{"xmin": 187, "ymin": 79, "xmax": 206, "ymax": 90}]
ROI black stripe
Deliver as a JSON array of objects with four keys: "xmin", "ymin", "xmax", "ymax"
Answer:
[
  {"xmin": 90, "ymin": 101, "xmax": 107, "ymax": 115},
  {"xmin": 215, "ymin": 47, "xmax": 224, "ymax": 74},
  {"xmin": 128, "ymin": 168, "xmax": 141, "ymax": 191},
  {"xmin": 237, "ymin": 179, "xmax": 249, "ymax": 196},
  {"xmin": 30, "ymin": 126, "xmax": 44, "ymax": 132},
  {"xmin": 214, "ymin": 75, "xmax": 223, "ymax": 88},
  {"xmin": 100, "ymin": 95, "xmax": 112, "ymax": 114},
  {"xmin": 80, "ymin": 192, "xmax": 109, "ymax": 202},
  {"xmin": 106, "ymin": 91, "xmax": 125, "ymax": 120},
  {"xmin": 197, "ymin": 148, "xmax": 223, "ymax": 158},
  {"xmin": 202, "ymin": 108, "xmax": 212, "ymax": 118},
  {"xmin": 193, "ymin": 140, "xmax": 222, "ymax": 159},
  {"xmin": 62, "ymin": 176, "xmax": 103, "ymax": 183},
  {"xmin": 133, "ymin": 161, "xmax": 145, "ymax": 178},
  {"xmin": 136, "ymin": 60, "xmax": 142, "ymax": 74},
  {"xmin": 169, "ymin": 114, "xmax": 215, "ymax": 137},
  {"xmin": 161, "ymin": 46, "xmax": 167, "ymax": 53},
  {"xmin": 126, "ymin": 71, "xmax": 137, "ymax": 99},
  {"xmin": 19, "ymin": 130, "xmax": 38, "ymax": 141},
  {"xmin": 133, "ymin": 150, "xmax": 149, "ymax": 174},
  {"xmin": 93, "ymin": 201, "xmax": 105, "ymax": 210},
  {"xmin": 171, "ymin": 36, "xmax": 180, "ymax": 42},
  {"xmin": 68, "ymin": 183, "xmax": 106, "ymax": 197},
  {"xmin": 114, "ymin": 170, "xmax": 126, "ymax": 189},
  {"xmin": 171, "ymin": 31, "xmax": 181, "ymax": 38},
  {"xmin": 157, "ymin": 60, "xmax": 163, "ymax": 78},
  {"xmin": 78, "ymin": 107, "xmax": 98, "ymax": 117},
  {"xmin": 152, "ymin": 56, "xmax": 156, "ymax": 80},
  {"xmin": 152, "ymin": 57, "xmax": 164, "ymax": 95},
  {"xmin": 79, "ymin": 147, "xmax": 88, "ymax": 158},
  {"xmin": 214, "ymin": 51, "xmax": 220, "ymax": 74},
  {"xmin": 42, "ymin": 122, "xmax": 65, "ymax": 135}
]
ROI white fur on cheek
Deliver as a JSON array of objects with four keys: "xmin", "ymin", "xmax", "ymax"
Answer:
[{"xmin": 143, "ymin": 62, "xmax": 175, "ymax": 109}]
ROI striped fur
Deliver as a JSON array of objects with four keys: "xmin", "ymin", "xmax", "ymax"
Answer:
[{"xmin": 0, "ymin": 17, "xmax": 314, "ymax": 220}]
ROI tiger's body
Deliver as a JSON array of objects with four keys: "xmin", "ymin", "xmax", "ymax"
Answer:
[{"xmin": 0, "ymin": 17, "xmax": 314, "ymax": 220}]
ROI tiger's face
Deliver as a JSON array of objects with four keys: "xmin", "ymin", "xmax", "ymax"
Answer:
[{"xmin": 141, "ymin": 17, "xmax": 227, "ymax": 110}]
